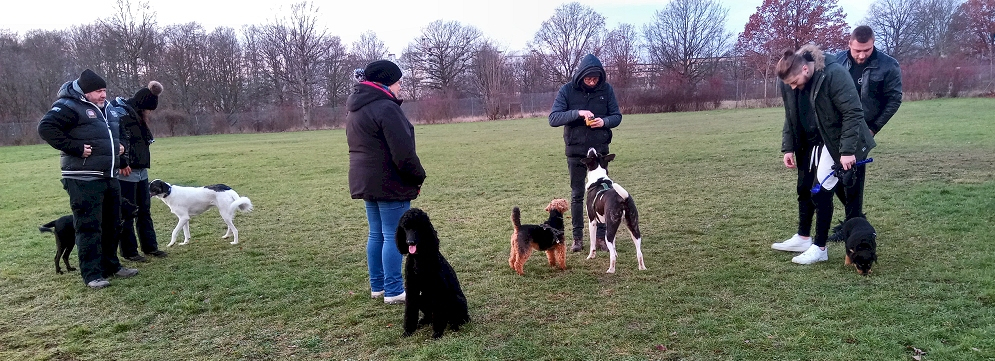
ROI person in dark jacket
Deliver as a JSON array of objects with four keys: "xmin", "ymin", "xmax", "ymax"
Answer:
[
  {"xmin": 549, "ymin": 54, "xmax": 622, "ymax": 252},
  {"xmin": 113, "ymin": 81, "xmax": 168, "ymax": 262},
  {"xmin": 769, "ymin": 45, "xmax": 877, "ymax": 265},
  {"xmin": 346, "ymin": 60, "xmax": 426, "ymax": 305},
  {"xmin": 38, "ymin": 69, "xmax": 139, "ymax": 289},
  {"xmin": 833, "ymin": 25, "xmax": 903, "ymax": 221}
]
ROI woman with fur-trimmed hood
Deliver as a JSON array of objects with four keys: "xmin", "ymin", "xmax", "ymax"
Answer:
[{"xmin": 769, "ymin": 44, "xmax": 876, "ymax": 266}]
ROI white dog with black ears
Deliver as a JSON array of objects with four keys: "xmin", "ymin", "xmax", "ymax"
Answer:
[
  {"xmin": 581, "ymin": 148, "xmax": 646, "ymax": 273},
  {"xmin": 148, "ymin": 179, "xmax": 253, "ymax": 246}
]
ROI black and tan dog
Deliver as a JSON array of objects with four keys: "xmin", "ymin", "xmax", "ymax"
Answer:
[
  {"xmin": 581, "ymin": 148, "xmax": 646, "ymax": 274},
  {"xmin": 828, "ymin": 217, "xmax": 878, "ymax": 275},
  {"xmin": 509, "ymin": 199, "xmax": 569, "ymax": 275},
  {"xmin": 396, "ymin": 208, "xmax": 470, "ymax": 338},
  {"xmin": 39, "ymin": 215, "xmax": 76, "ymax": 274}
]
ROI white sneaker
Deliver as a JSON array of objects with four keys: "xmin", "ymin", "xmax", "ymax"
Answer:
[
  {"xmin": 371, "ymin": 290, "xmax": 385, "ymax": 299},
  {"xmin": 384, "ymin": 292, "xmax": 406, "ymax": 304},
  {"xmin": 791, "ymin": 245, "xmax": 828, "ymax": 264},
  {"xmin": 772, "ymin": 234, "xmax": 813, "ymax": 252}
]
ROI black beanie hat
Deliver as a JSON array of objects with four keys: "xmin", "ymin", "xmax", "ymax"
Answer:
[
  {"xmin": 130, "ymin": 81, "xmax": 163, "ymax": 110},
  {"xmin": 77, "ymin": 69, "xmax": 107, "ymax": 94},
  {"xmin": 363, "ymin": 60, "xmax": 402, "ymax": 86}
]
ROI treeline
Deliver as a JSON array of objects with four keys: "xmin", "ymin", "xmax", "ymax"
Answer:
[{"xmin": 2, "ymin": 0, "xmax": 993, "ymax": 145}]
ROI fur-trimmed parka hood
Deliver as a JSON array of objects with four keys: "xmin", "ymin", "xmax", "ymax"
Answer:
[{"xmin": 797, "ymin": 44, "xmax": 827, "ymax": 72}]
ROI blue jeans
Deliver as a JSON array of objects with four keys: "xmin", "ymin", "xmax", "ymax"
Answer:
[{"xmin": 365, "ymin": 200, "xmax": 409, "ymax": 297}]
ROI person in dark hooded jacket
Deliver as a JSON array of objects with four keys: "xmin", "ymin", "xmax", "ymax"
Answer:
[
  {"xmin": 770, "ymin": 45, "xmax": 876, "ymax": 266},
  {"xmin": 346, "ymin": 60, "xmax": 425, "ymax": 305},
  {"xmin": 112, "ymin": 81, "xmax": 168, "ymax": 262},
  {"xmin": 549, "ymin": 54, "xmax": 622, "ymax": 252},
  {"xmin": 38, "ymin": 69, "xmax": 139, "ymax": 289}
]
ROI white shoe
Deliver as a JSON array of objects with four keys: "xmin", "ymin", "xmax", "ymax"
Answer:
[
  {"xmin": 371, "ymin": 290, "xmax": 385, "ymax": 299},
  {"xmin": 792, "ymin": 245, "xmax": 828, "ymax": 264},
  {"xmin": 772, "ymin": 234, "xmax": 813, "ymax": 252},
  {"xmin": 384, "ymin": 292, "xmax": 406, "ymax": 304}
]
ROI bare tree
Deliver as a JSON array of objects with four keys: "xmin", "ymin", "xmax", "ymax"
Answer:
[
  {"xmin": 101, "ymin": 0, "xmax": 158, "ymax": 88},
  {"xmin": 397, "ymin": 44, "xmax": 427, "ymax": 101},
  {"xmin": 159, "ymin": 22, "xmax": 207, "ymax": 132},
  {"xmin": 470, "ymin": 41, "xmax": 514, "ymax": 119},
  {"xmin": 916, "ymin": 0, "xmax": 960, "ymax": 57},
  {"xmin": 603, "ymin": 24, "xmax": 642, "ymax": 89},
  {"xmin": 203, "ymin": 27, "xmax": 244, "ymax": 125},
  {"xmin": 512, "ymin": 48, "xmax": 551, "ymax": 94},
  {"xmin": 406, "ymin": 20, "xmax": 483, "ymax": 92},
  {"xmin": 350, "ymin": 31, "xmax": 388, "ymax": 66},
  {"xmin": 260, "ymin": 1, "xmax": 333, "ymax": 129},
  {"xmin": 323, "ymin": 36, "xmax": 351, "ymax": 108},
  {"xmin": 865, "ymin": 0, "xmax": 922, "ymax": 61},
  {"xmin": 645, "ymin": 0, "xmax": 731, "ymax": 92},
  {"xmin": 532, "ymin": 2, "xmax": 606, "ymax": 84}
]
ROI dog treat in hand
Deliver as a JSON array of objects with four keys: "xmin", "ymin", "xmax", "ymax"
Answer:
[{"xmin": 585, "ymin": 116, "xmax": 596, "ymax": 126}]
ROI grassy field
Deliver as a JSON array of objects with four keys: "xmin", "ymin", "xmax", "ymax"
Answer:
[{"xmin": 1, "ymin": 98, "xmax": 994, "ymax": 360}]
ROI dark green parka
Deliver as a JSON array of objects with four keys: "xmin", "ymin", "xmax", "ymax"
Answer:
[{"xmin": 781, "ymin": 44, "xmax": 876, "ymax": 162}]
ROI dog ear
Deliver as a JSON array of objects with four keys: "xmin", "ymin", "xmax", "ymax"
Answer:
[
  {"xmin": 395, "ymin": 226, "xmax": 408, "ymax": 255},
  {"xmin": 605, "ymin": 154, "xmax": 616, "ymax": 162},
  {"xmin": 581, "ymin": 157, "xmax": 596, "ymax": 167}
]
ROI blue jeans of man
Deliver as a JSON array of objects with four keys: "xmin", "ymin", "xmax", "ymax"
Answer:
[{"xmin": 365, "ymin": 200, "xmax": 410, "ymax": 297}]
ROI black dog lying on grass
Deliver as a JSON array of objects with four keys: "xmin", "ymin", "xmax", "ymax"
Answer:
[
  {"xmin": 40, "ymin": 215, "xmax": 76, "ymax": 274},
  {"xmin": 828, "ymin": 217, "xmax": 878, "ymax": 275},
  {"xmin": 395, "ymin": 208, "xmax": 470, "ymax": 338}
]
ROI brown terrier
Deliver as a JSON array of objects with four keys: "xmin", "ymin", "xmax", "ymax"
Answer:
[{"xmin": 509, "ymin": 199, "xmax": 570, "ymax": 275}]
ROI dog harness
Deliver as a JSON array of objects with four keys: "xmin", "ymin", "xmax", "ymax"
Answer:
[
  {"xmin": 540, "ymin": 224, "xmax": 564, "ymax": 242},
  {"xmin": 591, "ymin": 178, "xmax": 613, "ymax": 208}
]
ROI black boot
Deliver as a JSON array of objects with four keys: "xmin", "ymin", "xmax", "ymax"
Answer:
[
  {"xmin": 570, "ymin": 238, "xmax": 583, "ymax": 252},
  {"xmin": 595, "ymin": 224, "xmax": 609, "ymax": 251}
]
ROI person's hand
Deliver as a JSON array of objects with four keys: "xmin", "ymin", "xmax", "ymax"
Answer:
[
  {"xmin": 82, "ymin": 144, "xmax": 92, "ymax": 158},
  {"xmin": 871, "ymin": 130, "xmax": 876, "ymax": 137},
  {"xmin": 588, "ymin": 118, "xmax": 605, "ymax": 128},
  {"xmin": 783, "ymin": 152, "xmax": 796, "ymax": 169},
  {"xmin": 840, "ymin": 155, "xmax": 856, "ymax": 170},
  {"xmin": 119, "ymin": 144, "xmax": 125, "ymax": 155},
  {"xmin": 578, "ymin": 110, "xmax": 594, "ymax": 120},
  {"xmin": 120, "ymin": 166, "xmax": 132, "ymax": 177}
]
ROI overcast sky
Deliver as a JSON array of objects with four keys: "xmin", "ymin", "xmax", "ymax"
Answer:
[{"xmin": 2, "ymin": 0, "xmax": 871, "ymax": 56}]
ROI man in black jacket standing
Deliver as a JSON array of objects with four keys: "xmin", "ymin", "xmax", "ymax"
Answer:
[
  {"xmin": 38, "ymin": 69, "xmax": 139, "ymax": 289},
  {"xmin": 113, "ymin": 81, "xmax": 168, "ymax": 262},
  {"xmin": 549, "ymin": 54, "xmax": 622, "ymax": 252},
  {"xmin": 834, "ymin": 25, "xmax": 903, "ymax": 220}
]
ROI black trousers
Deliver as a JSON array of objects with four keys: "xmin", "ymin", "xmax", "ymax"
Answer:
[
  {"xmin": 794, "ymin": 150, "xmax": 835, "ymax": 247},
  {"xmin": 62, "ymin": 178, "xmax": 123, "ymax": 283},
  {"xmin": 119, "ymin": 178, "xmax": 159, "ymax": 256},
  {"xmin": 567, "ymin": 156, "xmax": 605, "ymax": 241},
  {"xmin": 833, "ymin": 165, "xmax": 866, "ymax": 220}
]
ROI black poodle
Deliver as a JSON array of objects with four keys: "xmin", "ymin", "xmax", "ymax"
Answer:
[{"xmin": 395, "ymin": 208, "xmax": 470, "ymax": 338}]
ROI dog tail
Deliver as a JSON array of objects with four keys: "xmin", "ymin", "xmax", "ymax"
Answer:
[
  {"xmin": 511, "ymin": 207, "xmax": 521, "ymax": 231},
  {"xmin": 230, "ymin": 197, "xmax": 254, "ymax": 214},
  {"xmin": 39, "ymin": 220, "xmax": 57, "ymax": 233}
]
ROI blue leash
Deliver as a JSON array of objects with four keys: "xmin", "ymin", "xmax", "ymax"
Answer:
[{"xmin": 811, "ymin": 158, "xmax": 873, "ymax": 194}]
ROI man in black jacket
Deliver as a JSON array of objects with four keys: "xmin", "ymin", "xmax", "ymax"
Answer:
[
  {"xmin": 113, "ymin": 81, "xmax": 167, "ymax": 262},
  {"xmin": 38, "ymin": 69, "xmax": 139, "ymax": 289},
  {"xmin": 834, "ymin": 25, "xmax": 903, "ymax": 220},
  {"xmin": 770, "ymin": 45, "xmax": 877, "ymax": 265},
  {"xmin": 549, "ymin": 54, "xmax": 622, "ymax": 252}
]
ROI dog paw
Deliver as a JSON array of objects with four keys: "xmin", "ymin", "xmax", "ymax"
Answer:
[
  {"xmin": 56, "ymin": 270, "xmax": 64, "ymax": 275},
  {"xmin": 638, "ymin": 265, "xmax": 647, "ymax": 270},
  {"xmin": 222, "ymin": 234, "xmax": 230, "ymax": 239},
  {"xmin": 230, "ymin": 240, "xmax": 238, "ymax": 245},
  {"xmin": 67, "ymin": 267, "xmax": 76, "ymax": 272},
  {"xmin": 179, "ymin": 241, "xmax": 190, "ymax": 245},
  {"xmin": 606, "ymin": 267, "xmax": 615, "ymax": 274},
  {"xmin": 586, "ymin": 252, "xmax": 597, "ymax": 260}
]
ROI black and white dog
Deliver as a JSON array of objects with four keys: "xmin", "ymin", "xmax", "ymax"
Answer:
[
  {"xmin": 148, "ymin": 179, "xmax": 253, "ymax": 247},
  {"xmin": 581, "ymin": 148, "xmax": 646, "ymax": 273}
]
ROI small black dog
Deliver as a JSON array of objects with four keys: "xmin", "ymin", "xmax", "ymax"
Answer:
[
  {"xmin": 828, "ymin": 217, "xmax": 878, "ymax": 275},
  {"xmin": 39, "ymin": 215, "xmax": 76, "ymax": 274},
  {"xmin": 395, "ymin": 208, "xmax": 470, "ymax": 338}
]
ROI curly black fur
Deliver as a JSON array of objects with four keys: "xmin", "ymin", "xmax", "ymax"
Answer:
[{"xmin": 395, "ymin": 208, "xmax": 470, "ymax": 338}]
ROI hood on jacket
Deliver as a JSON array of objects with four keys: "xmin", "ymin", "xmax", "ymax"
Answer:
[
  {"xmin": 346, "ymin": 82, "xmax": 401, "ymax": 112},
  {"xmin": 797, "ymin": 44, "xmax": 827, "ymax": 72},
  {"xmin": 57, "ymin": 81, "xmax": 87, "ymax": 103},
  {"xmin": 571, "ymin": 54, "xmax": 606, "ymax": 90}
]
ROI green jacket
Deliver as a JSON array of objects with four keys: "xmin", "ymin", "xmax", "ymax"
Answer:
[{"xmin": 781, "ymin": 44, "xmax": 876, "ymax": 162}]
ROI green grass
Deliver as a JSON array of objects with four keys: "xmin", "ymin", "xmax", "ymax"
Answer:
[{"xmin": 2, "ymin": 98, "xmax": 994, "ymax": 360}]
